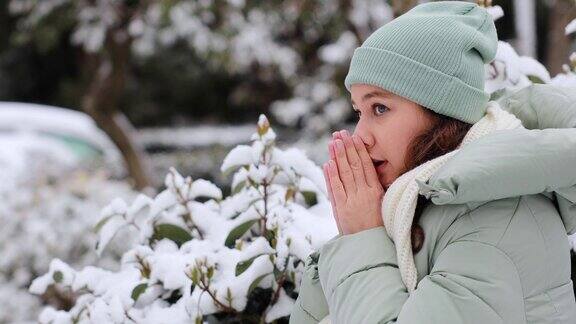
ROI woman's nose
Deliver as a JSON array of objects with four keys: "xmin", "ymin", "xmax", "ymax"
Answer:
[{"xmin": 353, "ymin": 127, "xmax": 374, "ymax": 148}]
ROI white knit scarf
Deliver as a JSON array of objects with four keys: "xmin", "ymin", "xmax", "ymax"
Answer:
[{"xmin": 318, "ymin": 101, "xmax": 524, "ymax": 324}]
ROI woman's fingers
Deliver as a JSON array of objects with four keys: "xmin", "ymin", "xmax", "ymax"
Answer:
[
  {"xmin": 333, "ymin": 139, "xmax": 356, "ymax": 194},
  {"xmin": 352, "ymin": 134, "xmax": 381, "ymax": 188},
  {"xmin": 329, "ymin": 137, "xmax": 337, "ymax": 161},
  {"xmin": 322, "ymin": 159, "xmax": 335, "ymax": 203},
  {"xmin": 340, "ymin": 130, "xmax": 366, "ymax": 188},
  {"xmin": 328, "ymin": 134, "xmax": 343, "ymax": 233},
  {"xmin": 327, "ymin": 159, "xmax": 347, "ymax": 206},
  {"xmin": 323, "ymin": 163, "xmax": 342, "ymax": 234}
]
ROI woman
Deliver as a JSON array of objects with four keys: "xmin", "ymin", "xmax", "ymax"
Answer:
[{"xmin": 290, "ymin": 1, "xmax": 576, "ymax": 324}]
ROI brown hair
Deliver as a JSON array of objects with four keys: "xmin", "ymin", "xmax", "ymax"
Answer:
[{"xmin": 402, "ymin": 108, "xmax": 473, "ymax": 253}]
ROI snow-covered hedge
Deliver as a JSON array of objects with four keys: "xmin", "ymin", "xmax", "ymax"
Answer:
[
  {"xmin": 30, "ymin": 115, "xmax": 337, "ymax": 323},
  {"xmin": 0, "ymin": 166, "xmax": 137, "ymax": 324},
  {"xmin": 484, "ymin": 6, "xmax": 576, "ymax": 92},
  {"xmin": 0, "ymin": 115, "xmax": 137, "ymax": 324}
]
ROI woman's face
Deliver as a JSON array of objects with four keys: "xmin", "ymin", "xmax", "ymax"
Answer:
[{"xmin": 350, "ymin": 83, "xmax": 435, "ymax": 189}]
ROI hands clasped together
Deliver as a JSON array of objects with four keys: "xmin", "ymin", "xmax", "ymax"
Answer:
[{"xmin": 322, "ymin": 130, "xmax": 385, "ymax": 236}]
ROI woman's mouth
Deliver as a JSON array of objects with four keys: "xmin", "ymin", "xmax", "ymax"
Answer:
[{"xmin": 372, "ymin": 159, "xmax": 387, "ymax": 170}]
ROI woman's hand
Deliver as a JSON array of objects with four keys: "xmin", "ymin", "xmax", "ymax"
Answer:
[{"xmin": 322, "ymin": 130, "xmax": 385, "ymax": 235}]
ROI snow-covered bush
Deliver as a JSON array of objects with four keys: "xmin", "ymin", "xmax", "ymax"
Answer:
[
  {"xmin": 550, "ymin": 17, "xmax": 576, "ymax": 87},
  {"xmin": 483, "ymin": 5, "xmax": 548, "ymax": 93},
  {"xmin": 485, "ymin": 6, "xmax": 576, "ymax": 92},
  {"xmin": 29, "ymin": 115, "xmax": 337, "ymax": 323},
  {"xmin": 0, "ymin": 166, "xmax": 137, "ymax": 324},
  {"xmin": 0, "ymin": 124, "xmax": 137, "ymax": 324}
]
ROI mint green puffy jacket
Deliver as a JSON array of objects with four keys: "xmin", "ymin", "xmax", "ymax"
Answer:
[{"xmin": 289, "ymin": 84, "xmax": 576, "ymax": 324}]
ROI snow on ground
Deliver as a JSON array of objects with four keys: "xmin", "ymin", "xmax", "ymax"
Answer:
[{"xmin": 139, "ymin": 124, "xmax": 257, "ymax": 149}]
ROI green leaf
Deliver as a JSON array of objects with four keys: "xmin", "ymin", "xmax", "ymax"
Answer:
[
  {"xmin": 248, "ymin": 273, "xmax": 270, "ymax": 296},
  {"xmin": 188, "ymin": 267, "xmax": 199, "ymax": 285},
  {"xmin": 222, "ymin": 164, "xmax": 243, "ymax": 178},
  {"xmin": 273, "ymin": 267, "xmax": 283, "ymax": 281},
  {"xmin": 235, "ymin": 254, "xmax": 265, "ymax": 276},
  {"xmin": 93, "ymin": 215, "xmax": 113, "ymax": 233},
  {"xmin": 527, "ymin": 75, "xmax": 545, "ymax": 84},
  {"xmin": 264, "ymin": 227, "xmax": 276, "ymax": 242},
  {"xmin": 265, "ymin": 227, "xmax": 278, "ymax": 249},
  {"xmin": 246, "ymin": 177, "xmax": 257, "ymax": 188},
  {"xmin": 489, "ymin": 87, "xmax": 507, "ymax": 101},
  {"xmin": 224, "ymin": 219, "xmax": 258, "ymax": 248},
  {"xmin": 131, "ymin": 283, "xmax": 148, "ymax": 302},
  {"xmin": 301, "ymin": 191, "xmax": 318, "ymax": 206},
  {"xmin": 226, "ymin": 287, "xmax": 233, "ymax": 304},
  {"xmin": 52, "ymin": 271, "xmax": 63, "ymax": 283},
  {"xmin": 152, "ymin": 224, "xmax": 192, "ymax": 247},
  {"xmin": 232, "ymin": 180, "xmax": 246, "ymax": 195}
]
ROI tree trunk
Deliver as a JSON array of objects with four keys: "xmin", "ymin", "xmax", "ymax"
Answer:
[
  {"xmin": 83, "ymin": 97, "xmax": 153, "ymax": 190},
  {"xmin": 545, "ymin": 0, "xmax": 576, "ymax": 76},
  {"xmin": 80, "ymin": 26, "xmax": 152, "ymax": 190}
]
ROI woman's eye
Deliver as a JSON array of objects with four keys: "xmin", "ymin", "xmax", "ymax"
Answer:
[
  {"xmin": 353, "ymin": 104, "xmax": 388, "ymax": 120},
  {"xmin": 373, "ymin": 104, "xmax": 389, "ymax": 115}
]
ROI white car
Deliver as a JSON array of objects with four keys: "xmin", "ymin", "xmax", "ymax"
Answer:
[{"xmin": 0, "ymin": 102, "xmax": 124, "ymax": 183}]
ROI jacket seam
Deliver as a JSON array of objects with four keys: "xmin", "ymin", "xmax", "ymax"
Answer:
[
  {"xmin": 544, "ymin": 291, "xmax": 560, "ymax": 315},
  {"xmin": 460, "ymin": 198, "xmax": 527, "ymax": 322},
  {"xmin": 541, "ymin": 281, "xmax": 574, "ymax": 315},
  {"xmin": 495, "ymin": 197, "xmax": 522, "ymax": 247},
  {"xmin": 521, "ymin": 196, "xmax": 552, "ymax": 294},
  {"xmin": 447, "ymin": 239, "xmax": 527, "ymax": 323},
  {"xmin": 296, "ymin": 299, "xmax": 321, "ymax": 322},
  {"xmin": 431, "ymin": 207, "xmax": 471, "ymax": 264}
]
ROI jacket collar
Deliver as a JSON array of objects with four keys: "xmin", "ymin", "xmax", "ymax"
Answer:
[{"xmin": 417, "ymin": 84, "xmax": 576, "ymax": 235}]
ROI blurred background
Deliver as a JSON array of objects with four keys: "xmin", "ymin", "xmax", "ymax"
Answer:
[{"xmin": 0, "ymin": 0, "xmax": 575, "ymax": 323}]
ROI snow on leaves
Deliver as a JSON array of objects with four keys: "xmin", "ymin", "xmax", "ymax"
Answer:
[
  {"xmin": 484, "ymin": 4, "xmax": 576, "ymax": 92},
  {"xmin": 30, "ymin": 114, "xmax": 337, "ymax": 323}
]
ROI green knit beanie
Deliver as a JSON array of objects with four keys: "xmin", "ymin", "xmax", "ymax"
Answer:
[{"xmin": 344, "ymin": 1, "xmax": 498, "ymax": 124}]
